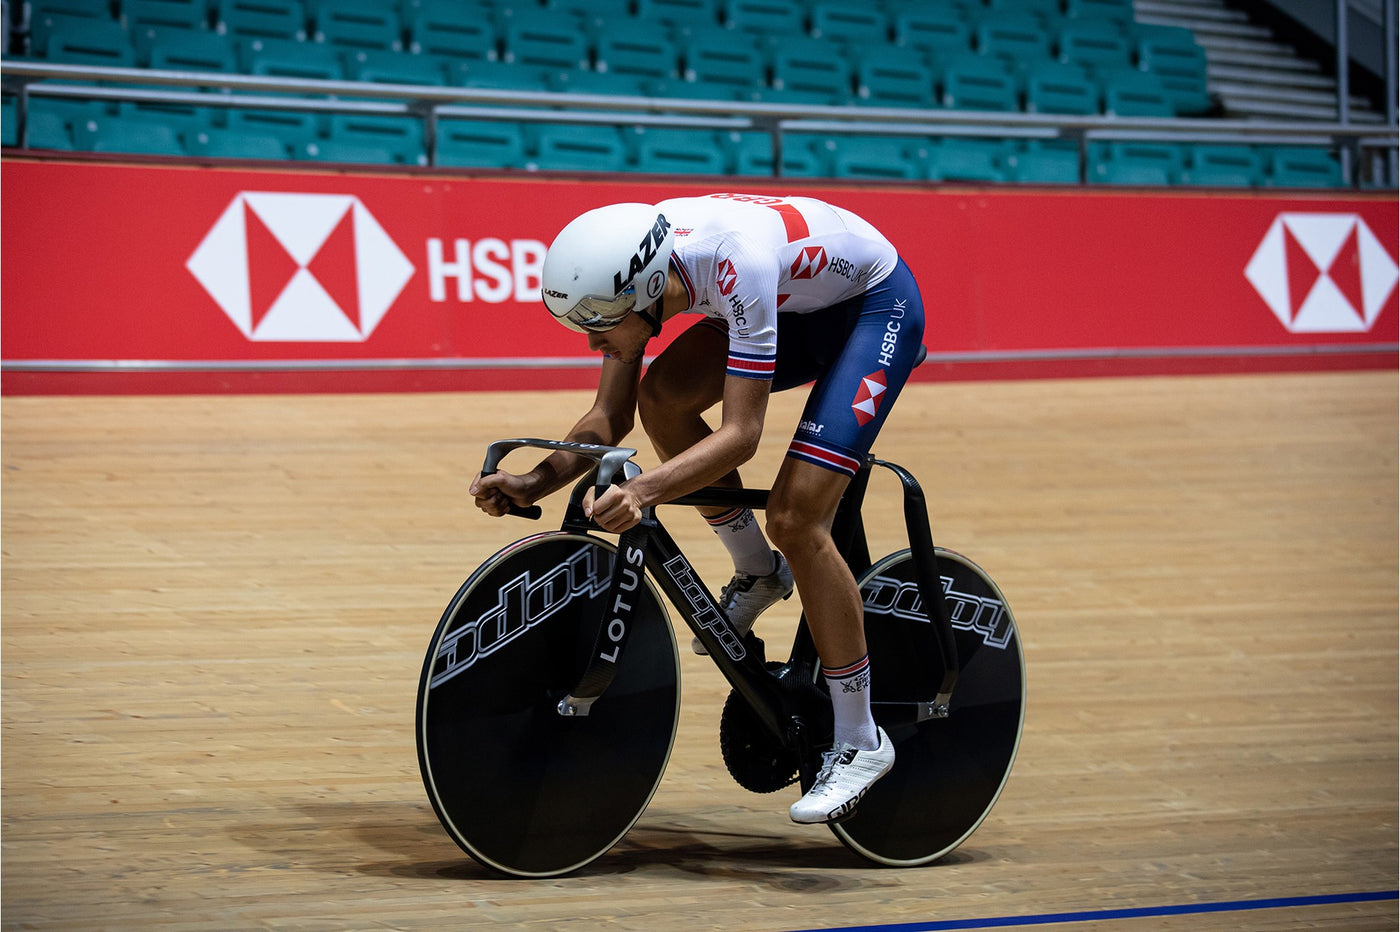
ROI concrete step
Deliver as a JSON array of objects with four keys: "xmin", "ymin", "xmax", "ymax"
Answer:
[
  {"xmin": 1203, "ymin": 46, "xmax": 1323, "ymax": 73},
  {"xmin": 1133, "ymin": 10, "xmax": 1270, "ymax": 41},
  {"xmin": 1222, "ymin": 95, "xmax": 1385, "ymax": 121},
  {"xmin": 1211, "ymin": 79, "xmax": 1375, "ymax": 111},
  {"xmin": 1134, "ymin": 0, "xmax": 1250, "ymax": 23},
  {"xmin": 1208, "ymin": 63, "xmax": 1337, "ymax": 90},
  {"xmin": 1191, "ymin": 33, "xmax": 1307, "ymax": 57}
]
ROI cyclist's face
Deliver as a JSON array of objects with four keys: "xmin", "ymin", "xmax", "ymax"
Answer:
[{"xmin": 586, "ymin": 311, "xmax": 651, "ymax": 364}]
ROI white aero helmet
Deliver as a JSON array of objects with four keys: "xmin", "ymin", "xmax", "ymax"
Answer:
[{"xmin": 541, "ymin": 203, "xmax": 674, "ymax": 333}]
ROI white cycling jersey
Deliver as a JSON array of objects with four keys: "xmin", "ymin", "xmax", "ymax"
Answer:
[{"xmin": 655, "ymin": 193, "xmax": 899, "ymax": 380}]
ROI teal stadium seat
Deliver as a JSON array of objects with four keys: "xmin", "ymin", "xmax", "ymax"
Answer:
[
  {"xmin": 545, "ymin": 0, "xmax": 634, "ymax": 26},
  {"xmin": 1056, "ymin": 21, "xmax": 1133, "ymax": 75},
  {"xmin": 1101, "ymin": 70, "xmax": 1174, "ymax": 116},
  {"xmin": 141, "ymin": 27, "xmax": 237, "ymax": 71},
  {"xmin": 923, "ymin": 137, "xmax": 1008, "ymax": 183},
  {"xmin": 682, "ymin": 30, "xmax": 766, "ymax": 91},
  {"xmin": 830, "ymin": 136, "xmax": 922, "ymax": 180},
  {"xmin": 435, "ymin": 119, "xmax": 526, "ymax": 169},
  {"xmin": 215, "ymin": 0, "xmax": 307, "ymax": 42},
  {"xmin": 1265, "ymin": 147, "xmax": 1344, "ymax": 188},
  {"xmin": 296, "ymin": 138, "xmax": 399, "ymax": 164},
  {"xmin": 974, "ymin": 14, "xmax": 1050, "ymax": 64},
  {"xmin": 406, "ymin": 5, "xmax": 497, "ymax": 62},
  {"xmin": 940, "ymin": 56, "xmax": 1019, "ymax": 111},
  {"xmin": 186, "ymin": 126, "xmax": 290, "ymax": 159},
  {"xmin": 313, "ymin": 0, "xmax": 403, "ymax": 52},
  {"xmin": 1024, "ymin": 63, "xmax": 1099, "ymax": 115},
  {"xmin": 73, "ymin": 116, "xmax": 186, "ymax": 155},
  {"xmin": 500, "ymin": 11, "xmax": 590, "ymax": 71},
  {"xmin": 120, "ymin": 99, "xmax": 215, "ymax": 134},
  {"xmin": 42, "ymin": 16, "xmax": 135, "ymax": 66},
  {"xmin": 595, "ymin": 23, "xmax": 681, "ymax": 80},
  {"xmin": 24, "ymin": 108, "xmax": 78, "ymax": 148},
  {"xmin": 1064, "ymin": 0, "xmax": 1135, "ymax": 23},
  {"xmin": 747, "ymin": 85, "xmax": 845, "ymax": 106},
  {"xmin": 722, "ymin": 0, "xmax": 804, "ymax": 35},
  {"xmin": 29, "ymin": 0, "xmax": 112, "ymax": 20},
  {"xmin": 1093, "ymin": 161, "xmax": 1172, "ymax": 185},
  {"xmin": 721, "ymin": 130, "xmax": 775, "ymax": 175},
  {"xmin": 808, "ymin": 3, "xmax": 889, "ymax": 45},
  {"xmin": 1090, "ymin": 140, "xmax": 1183, "ymax": 185},
  {"xmin": 1135, "ymin": 27, "xmax": 1212, "ymax": 114},
  {"xmin": 453, "ymin": 59, "xmax": 552, "ymax": 92},
  {"xmin": 326, "ymin": 113, "xmax": 426, "ymax": 165},
  {"xmin": 892, "ymin": 8, "xmax": 971, "ymax": 59},
  {"xmin": 552, "ymin": 70, "xmax": 651, "ymax": 98},
  {"xmin": 244, "ymin": 36, "xmax": 342, "ymax": 80},
  {"xmin": 985, "ymin": 0, "xmax": 1060, "ymax": 14},
  {"xmin": 650, "ymin": 76, "xmax": 746, "ymax": 100},
  {"xmin": 344, "ymin": 49, "xmax": 447, "ymax": 85},
  {"xmin": 774, "ymin": 134, "xmax": 828, "ymax": 176},
  {"xmin": 854, "ymin": 46, "xmax": 937, "ymax": 109},
  {"xmin": 1004, "ymin": 142, "xmax": 1081, "ymax": 183},
  {"xmin": 28, "ymin": 0, "xmax": 114, "ymax": 52},
  {"xmin": 1179, "ymin": 145, "xmax": 1264, "ymax": 187},
  {"xmin": 530, "ymin": 124, "xmax": 628, "ymax": 172},
  {"xmin": 633, "ymin": 128, "xmax": 727, "ymax": 175},
  {"xmin": 123, "ymin": 0, "xmax": 210, "ymax": 32},
  {"xmin": 770, "ymin": 37, "xmax": 853, "ymax": 102},
  {"xmin": 226, "ymin": 108, "xmax": 321, "ymax": 146},
  {"xmin": 634, "ymin": 0, "xmax": 722, "ymax": 30}
]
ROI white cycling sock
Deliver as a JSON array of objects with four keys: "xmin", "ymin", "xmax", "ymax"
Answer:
[
  {"xmin": 706, "ymin": 507, "xmax": 777, "ymax": 576},
  {"xmin": 824, "ymin": 655, "xmax": 879, "ymax": 751}
]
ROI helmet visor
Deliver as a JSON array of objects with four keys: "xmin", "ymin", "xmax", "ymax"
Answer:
[{"xmin": 556, "ymin": 286, "xmax": 637, "ymax": 332}]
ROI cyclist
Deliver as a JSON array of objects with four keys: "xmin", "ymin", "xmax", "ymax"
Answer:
[{"xmin": 470, "ymin": 193, "xmax": 925, "ymax": 825}]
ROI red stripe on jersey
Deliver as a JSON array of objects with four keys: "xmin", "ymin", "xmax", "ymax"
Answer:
[
  {"xmin": 728, "ymin": 355, "xmax": 775, "ymax": 374},
  {"xmin": 768, "ymin": 203, "xmax": 810, "ymax": 242}
]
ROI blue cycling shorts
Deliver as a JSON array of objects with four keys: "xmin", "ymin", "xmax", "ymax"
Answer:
[{"xmin": 774, "ymin": 257, "xmax": 926, "ymax": 477}]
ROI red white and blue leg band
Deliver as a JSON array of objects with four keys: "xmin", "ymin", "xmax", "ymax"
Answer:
[{"xmin": 786, "ymin": 439, "xmax": 863, "ymax": 477}]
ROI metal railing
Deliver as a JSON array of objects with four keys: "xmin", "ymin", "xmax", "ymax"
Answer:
[{"xmin": 3, "ymin": 60, "xmax": 1396, "ymax": 186}]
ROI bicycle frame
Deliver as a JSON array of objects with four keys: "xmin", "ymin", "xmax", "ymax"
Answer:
[{"xmin": 481, "ymin": 439, "xmax": 960, "ymax": 752}]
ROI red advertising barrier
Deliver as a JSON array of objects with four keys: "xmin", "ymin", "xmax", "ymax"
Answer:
[{"xmin": 3, "ymin": 157, "xmax": 1395, "ymax": 394}]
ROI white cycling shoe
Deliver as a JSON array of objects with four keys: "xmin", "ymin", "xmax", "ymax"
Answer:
[
  {"xmin": 692, "ymin": 550, "xmax": 794, "ymax": 656},
  {"xmin": 789, "ymin": 727, "xmax": 896, "ymax": 824}
]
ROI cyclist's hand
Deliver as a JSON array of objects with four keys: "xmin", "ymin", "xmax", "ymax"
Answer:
[
  {"xmin": 585, "ymin": 484, "xmax": 642, "ymax": 532},
  {"xmin": 470, "ymin": 471, "xmax": 534, "ymax": 517}
]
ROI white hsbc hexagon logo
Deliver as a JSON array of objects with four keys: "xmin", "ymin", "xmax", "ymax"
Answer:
[
  {"xmin": 1244, "ymin": 213, "xmax": 1397, "ymax": 333},
  {"xmin": 186, "ymin": 192, "xmax": 414, "ymax": 342}
]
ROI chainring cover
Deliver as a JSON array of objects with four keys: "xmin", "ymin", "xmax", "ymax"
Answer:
[{"xmin": 719, "ymin": 661, "xmax": 830, "ymax": 794}]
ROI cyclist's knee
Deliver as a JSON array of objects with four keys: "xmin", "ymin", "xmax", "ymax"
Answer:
[
  {"xmin": 638, "ymin": 362, "xmax": 695, "ymax": 425},
  {"xmin": 764, "ymin": 504, "xmax": 826, "ymax": 558}
]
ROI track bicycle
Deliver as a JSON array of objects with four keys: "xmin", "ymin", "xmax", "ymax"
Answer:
[{"xmin": 416, "ymin": 438, "xmax": 1025, "ymax": 878}]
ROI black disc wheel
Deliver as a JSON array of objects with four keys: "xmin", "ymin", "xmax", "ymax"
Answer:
[
  {"xmin": 818, "ymin": 547, "xmax": 1025, "ymax": 867},
  {"xmin": 416, "ymin": 532, "xmax": 679, "ymax": 877}
]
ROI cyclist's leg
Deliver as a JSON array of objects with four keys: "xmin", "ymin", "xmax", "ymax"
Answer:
[
  {"xmin": 767, "ymin": 460, "xmax": 862, "ymax": 665},
  {"xmin": 769, "ymin": 259, "xmax": 925, "ymax": 821},
  {"xmin": 637, "ymin": 317, "xmax": 728, "ymax": 468}
]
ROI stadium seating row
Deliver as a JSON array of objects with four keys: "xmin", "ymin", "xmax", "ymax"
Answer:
[
  {"xmin": 0, "ymin": 0, "xmax": 1347, "ymax": 186},
  {"xmin": 0, "ymin": 92, "xmax": 1346, "ymax": 187},
  {"xmin": 13, "ymin": 0, "xmax": 1212, "ymax": 113}
]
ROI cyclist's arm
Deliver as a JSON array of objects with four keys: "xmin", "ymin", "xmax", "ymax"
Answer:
[
  {"xmin": 503, "ymin": 354, "xmax": 642, "ymax": 502},
  {"xmin": 592, "ymin": 371, "xmax": 769, "ymax": 526}
]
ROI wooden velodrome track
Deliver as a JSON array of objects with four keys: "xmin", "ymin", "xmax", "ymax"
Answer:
[{"xmin": 2, "ymin": 370, "xmax": 1396, "ymax": 930}]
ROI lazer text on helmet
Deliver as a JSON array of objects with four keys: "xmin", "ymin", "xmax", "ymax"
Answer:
[{"xmin": 614, "ymin": 214, "xmax": 672, "ymax": 297}]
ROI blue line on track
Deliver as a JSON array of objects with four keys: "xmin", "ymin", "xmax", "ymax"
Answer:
[{"xmin": 790, "ymin": 890, "xmax": 1399, "ymax": 932}]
